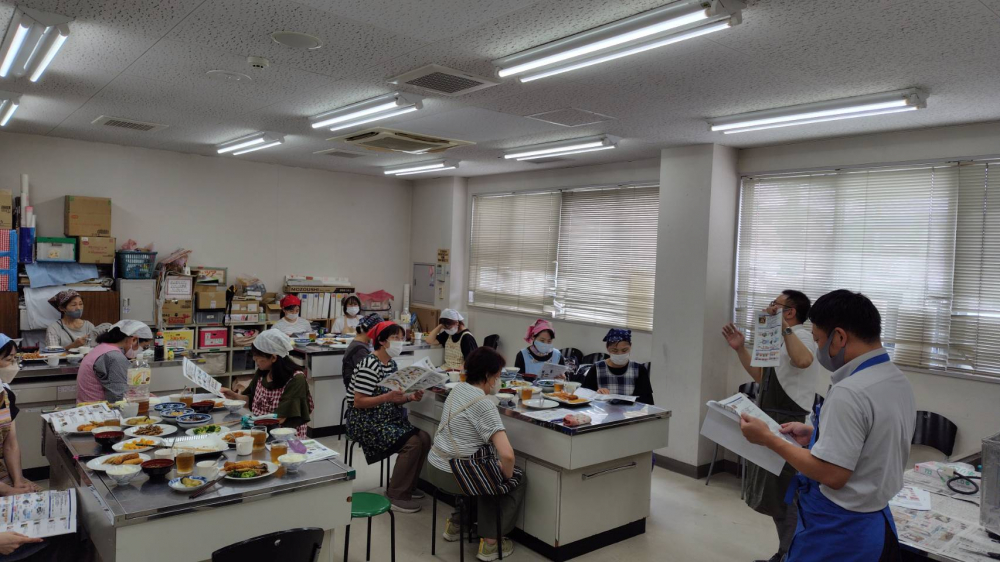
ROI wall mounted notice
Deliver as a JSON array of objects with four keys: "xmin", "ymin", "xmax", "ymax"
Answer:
[
  {"xmin": 437, "ymin": 248, "xmax": 450, "ymax": 263},
  {"xmin": 751, "ymin": 311, "xmax": 782, "ymax": 367}
]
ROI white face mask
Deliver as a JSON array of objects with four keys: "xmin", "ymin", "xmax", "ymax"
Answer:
[
  {"xmin": 386, "ymin": 340, "xmax": 404, "ymax": 358},
  {"xmin": 445, "ymin": 327, "xmax": 459, "ymax": 336},
  {"xmin": 488, "ymin": 376, "xmax": 500, "ymax": 395},
  {"xmin": 284, "ymin": 313, "xmax": 299, "ymax": 321},
  {"xmin": 346, "ymin": 306, "xmax": 360, "ymax": 316},
  {"xmin": 0, "ymin": 364, "xmax": 20, "ymax": 384},
  {"xmin": 609, "ymin": 352, "xmax": 630, "ymax": 366}
]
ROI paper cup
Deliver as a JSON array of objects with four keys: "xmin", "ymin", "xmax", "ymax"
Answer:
[
  {"xmin": 121, "ymin": 402, "xmax": 139, "ymax": 417},
  {"xmin": 196, "ymin": 460, "xmax": 219, "ymax": 479},
  {"xmin": 46, "ymin": 356, "xmax": 60, "ymax": 367},
  {"xmin": 154, "ymin": 449, "xmax": 175, "ymax": 460},
  {"xmin": 235, "ymin": 436, "xmax": 253, "ymax": 456}
]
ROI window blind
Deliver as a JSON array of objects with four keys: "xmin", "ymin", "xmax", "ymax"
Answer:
[
  {"xmin": 554, "ymin": 186, "xmax": 659, "ymax": 331},
  {"xmin": 468, "ymin": 192, "xmax": 560, "ymax": 314},
  {"xmin": 736, "ymin": 166, "xmax": 959, "ymax": 371}
]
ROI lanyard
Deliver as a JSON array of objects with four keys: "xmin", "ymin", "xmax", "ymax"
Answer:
[{"xmin": 812, "ymin": 351, "xmax": 890, "ymax": 445}]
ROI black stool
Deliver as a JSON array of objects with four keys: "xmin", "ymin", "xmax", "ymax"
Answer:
[
  {"xmin": 432, "ymin": 488, "xmax": 503, "ymax": 561},
  {"xmin": 347, "ymin": 440, "xmax": 391, "ymax": 489}
]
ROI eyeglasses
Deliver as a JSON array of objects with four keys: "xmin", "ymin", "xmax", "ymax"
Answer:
[{"xmin": 770, "ymin": 300, "xmax": 791, "ymax": 309}]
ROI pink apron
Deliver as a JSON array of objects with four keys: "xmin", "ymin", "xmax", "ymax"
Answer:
[{"xmin": 77, "ymin": 343, "xmax": 123, "ymax": 403}]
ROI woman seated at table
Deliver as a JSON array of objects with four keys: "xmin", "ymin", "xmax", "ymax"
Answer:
[
  {"xmin": 221, "ymin": 329, "xmax": 313, "ymax": 437},
  {"xmin": 514, "ymin": 319, "xmax": 564, "ymax": 378},
  {"xmin": 273, "ymin": 295, "xmax": 313, "ymax": 337},
  {"xmin": 583, "ymin": 328, "xmax": 654, "ymax": 404},
  {"xmin": 341, "ymin": 313, "xmax": 382, "ymax": 392},
  {"xmin": 331, "ymin": 295, "xmax": 363, "ymax": 334},
  {"xmin": 77, "ymin": 320, "xmax": 152, "ymax": 403},
  {"xmin": 0, "ymin": 335, "xmax": 41, "ymax": 497},
  {"xmin": 347, "ymin": 321, "xmax": 430, "ymax": 513},
  {"xmin": 45, "ymin": 290, "xmax": 97, "ymax": 351},
  {"xmin": 424, "ymin": 309, "xmax": 477, "ymax": 371},
  {"xmin": 427, "ymin": 347, "xmax": 524, "ymax": 561}
]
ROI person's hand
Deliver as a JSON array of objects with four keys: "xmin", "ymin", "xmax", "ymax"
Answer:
[
  {"xmin": 597, "ymin": 388, "xmax": 611, "ymax": 395},
  {"xmin": 385, "ymin": 390, "xmax": 407, "ymax": 405},
  {"xmin": 11, "ymin": 480, "xmax": 39, "ymax": 494},
  {"xmin": 721, "ymin": 323, "xmax": 745, "ymax": 350},
  {"xmin": 408, "ymin": 390, "xmax": 424, "ymax": 402},
  {"xmin": 740, "ymin": 413, "xmax": 775, "ymax": 447},
  {"xmin": 220, "ymin": 388, "xmax": 242, "ymax": 400},
  {"xmin": 72, "ymin": 336, "xmax": 88, "ymax": 348},
  {"xmin": 0, "ymin": 532, "xmax": 42, "ymax": 555},
  {"xmin": 780, "ymin": 422, "xmax": 814, "ymax": 447}
]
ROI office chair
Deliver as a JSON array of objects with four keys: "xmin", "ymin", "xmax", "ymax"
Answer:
[{"xmin": 912, "ymin": 411, "xmax": 958, "ymax": 458}]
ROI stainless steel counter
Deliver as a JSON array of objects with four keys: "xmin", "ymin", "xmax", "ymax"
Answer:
[
  {"xmin": 17, "ymin": 358, "xmax": 184, "ymax": 380},
  {"xmin": 291, "ymin": 340, "xmax": 438, "ymax": 357}
]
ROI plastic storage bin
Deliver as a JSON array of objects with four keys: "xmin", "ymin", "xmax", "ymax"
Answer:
[
  {"xmin": 198, "ymin": 327, "xmax": 228, "ymax": 349},
  {"xmin": 116, "ymin": 250, "xmax": 157, "ymax": 279},
  {"xmin": 36, "ymin": 237, "xmax": 76, "ymax": 262},
  {"xmin": 0, "ymin": 230, "xmax": 17, "ymax": 291},
  {"xmin": 199, "ymin": 352, "xmax": 228, "ymax": 375}
]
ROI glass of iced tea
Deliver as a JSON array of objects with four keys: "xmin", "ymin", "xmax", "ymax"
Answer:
[
  {"xmin": 459, "ymin": 372, "xmax": 467, "ymax": 382},
  {"xmin": 251, "ymin": 429, "xmax": 267, "ymax": 451},
  {"xmin": 554, "ymin": 382, "xmax": 564, "ymax": 393},
  {"xmin": 270, "ymin": 442, "xmax": 288, "ymax": 463},
  {"xmin": 175, "ymin": 451, "xmax": 195, "ymax": 474},
  {"xmin": 179, "ymin": 390, "xmax": 194, "ymax": 407},
  {"xmin": 520, "ymin": 387, "xmax": 534, "ymax": 402},
  {"xmin": 136, "ymin": 399, "xmax": 150, "ymax": 416}
]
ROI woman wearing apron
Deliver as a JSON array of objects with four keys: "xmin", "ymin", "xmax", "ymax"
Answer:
[
  {"xmin": 582, "ymin": 328, "xmax": 655, "ymax": 404},
  {"xmin": 514, "ymin": 319, "xmax": 563, "ymax": 378},
  {"xmin": 739, "ymin": 290, "xmax": 916, "ymax": 562},
  {"xmin": 425, "ymin": 309, "xmax": 478, "ymax": 371},
  {"xmin": 0, "ymin": 335, "xmax": 41, "ymax": 497}
]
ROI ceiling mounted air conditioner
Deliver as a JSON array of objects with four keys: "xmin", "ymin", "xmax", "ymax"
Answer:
[{"xmin": 329, "ymin": 128, "xmax": 474, "ymax": 154}]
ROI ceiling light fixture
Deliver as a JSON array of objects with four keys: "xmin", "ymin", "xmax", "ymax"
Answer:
[
  {"xmin": 216, "ymin": 132, "xmax": 285, "ymax": 155},
  {"xmin": 310, "ymin": 92, "xmax": 423, "ymax": 131},
  {"xmin": 503, "ymin": 135, "xmax": 618, "ymax": 161},
  {"xmin": 708, "ymin": 89, "xmax": 928, "ymax": 134},
  {"xmin": 0, "ymin": 7, "xmax": 72, "ymax": 82},
  {"xmin": 270, "ymin": 31, "xmax": 322, "ymax": 51},
  {"xmin": 0, "ymin": 91, "xmax": 20, "ymax": 127},
  {"xmin": 383, "ymin": 159, "xmax": 459, "ymax": 176},
  {"xmin": 494, "ymin": 0, "xmax": 743, "ymax": 82}
]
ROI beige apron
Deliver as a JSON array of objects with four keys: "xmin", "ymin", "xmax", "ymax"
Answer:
[
  {"xmin": 0, "ymin": 390, "xmax": 14, "ymax": 485},
  {"xmin": 444, "ymin": 333, "xmax": 473, "ymax": 371}
]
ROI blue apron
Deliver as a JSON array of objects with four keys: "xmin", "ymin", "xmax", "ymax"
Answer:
[
  {"xmin": 520, "ymin": 347, "xmax": 562, "ymax": 376},
  {"xmin": 785, "ymin": 352, "xmax": 899, "ymax": 562}
]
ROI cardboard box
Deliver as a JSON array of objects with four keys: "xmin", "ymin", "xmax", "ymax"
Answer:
[
  {"xmin": 77, "ymin": 236, "xmax": 116, "ymax": 264},
  {"xmin": 410, "ymin": 304, "xmax": 441, "ymax": 334},
  {"xmin": 230, "ymin": 300, "xmax": 260, "ymax": 314},
  {"xmin": 196, "ymin": 290, "xmax": 226, "ymax": 310},
  {"xmin": 227, "ymin": 314, "xmax": 256, "ymax": 323},
  {"xmin": 162, "ymin": 299, "xmax": 193, "ymax": 325},
  {"xmin": 64, "ymin": 196, "xmax": 111, "ymax": 237},
  {"xmin": 199, "ymin": 327, "xmax": 228, "ymax": 348},
  {"xmin": 163, "ymin": 329, "xmax": 195, "ymax": 350},
  {"xmin": 164, "ymin": 275, "xmax": 194, "ymax": 299},
  {"xmin": 36, "ymin": 237, "xmax": 75, "ymax": 262},
  {"xmin": 0, "ymin": 190, "xmax": 12, "ymax": 230}
]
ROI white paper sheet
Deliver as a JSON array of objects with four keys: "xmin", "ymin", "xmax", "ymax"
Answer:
[
  {"xmin": 295, "ymin": 439, "xmax": 340, "ymax": 463},
  {"xmin": 700, "ymin": 397, "xmax": 794, "ymax": 477},
  {"xmin": 41, "ymin": 404, "xmax": 119, "ymax": 434},
  {"xmin": 539, "ymin": 363, "xmax": 569, "ymax": 379},
  {"xmin": 520, "ymin": 408, "xmax": 574, "ymax": 422},
  {"xmin": 592, "ymin": 393, "xmax": 638, "ymax": 403},
  {"xmin": 889, "ymin": 486, "xmax": 933, "ymax": 511},
  {"xmin": 0, "ymin": 490, "xmax": 76, "ymax": 538},
  {"xmin": 751, "ymin": 311, "xmax": 782, "ymax": 367},
  {"xmin": 182, "ymin": 357, "xmax": 224, "ymax": 397}
]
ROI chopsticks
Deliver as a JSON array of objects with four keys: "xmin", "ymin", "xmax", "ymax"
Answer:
[{"xmin": 188, "ymin": 474, "xmax": 227, "ymax": 499}]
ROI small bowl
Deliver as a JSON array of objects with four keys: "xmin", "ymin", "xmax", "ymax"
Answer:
[
  {"xmin": 562, "ymin": 381, "xmax": 582, "ymax": 394},
  {"xmin": 269, "ymin": 427, "xmax": 296, "ymax": 441},
  {"xmin": 92, "ymin": 429, "xmax": 125, "ymax": 450},
  {"xmin": 141, "ymin": 459, "xmax": 174, "ymax": 479},
  {"xmin": 176, "ymin": 413, "xmax": 213, "ymax": 428},
  {"xmin": 67, "ymin": 355, "xmax": 82, "ymax": 365},
  {"xmin": 191, "ymin": 401, "xmax": 215, "ymax": 414},
  {"xmin": 160, "ymin": 408, "xmax": 195, "ymax": 421},
  {"xmin": 154, "ymin": 402, "xmax": 187, "ymax": 412},
  {"xmin": 168, "ymin": 475, "xmax": 208, "ymax": 492},
  {"xmin": 223, "ymin": 400, "xmax": 243, "ymax": 414},
  {"xmin": 278, "ymin": 453, "xmax": 307, "ymax": 474},
  {"xmin": 106, "ymin": 465, "xmax": 142, "ymax": 485},
  {"xmin": 253, "ymin": 418, "xmax": 280, "ymax": 429}
]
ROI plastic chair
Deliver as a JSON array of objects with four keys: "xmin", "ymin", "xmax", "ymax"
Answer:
[
  {"xmin": 569, "ymin": 364, "xmax": 592, "ymax": 384},
  {"xmin": 432, "ymin": 488, "xmax": 504, "ymax": 561},
  {"xmin": 560, "ymin": 348, "xmax": 584, "ymax": 365},
  {"xmin": 347, "ymin": 441, "xmax": 391, "ymax": 489},
  {"xmin": 345, "ymin": 492, "xmax": 395, "ymax": 562},
  {"xmin": 212, "ymin": 527, "xmax": 323, "ymax": 562},
  {"xmin": 483, "ymin": 334, "xmax": 500, "ymax": 350},
  {"xmin": 912, "ymin": 411, "xmax": 958, "ymax": 458},
  {"xmin": 705, "ymin": 382, "xmax": 760, "ymax": 491},
  {"xmin": 581, "ymin": 352, "xmax": 609, "ymax": 365}
]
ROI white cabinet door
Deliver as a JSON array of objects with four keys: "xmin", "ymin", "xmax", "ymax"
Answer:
[{"xmin": 117, "ymin": 279, "xmax": 157, "ymax": 324}]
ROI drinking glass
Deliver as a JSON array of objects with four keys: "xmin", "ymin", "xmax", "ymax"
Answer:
[
  {"xmin": 176, "ymin": 451, "xmax": 195, "ymax": 474},
  {"xmin": 179, "ymin": 390, "xmax": 194, "ymax": 407},
  {"xmin": 520, "ymin": 388, "xmax": 534, "ymax": 402},
  {"xmin": 251, "ymin": 429, "xmax": 267, "ymax": 451},
  {"xmin": 270, "ymin": 442, "xmax": 288, "ymax": 463}
]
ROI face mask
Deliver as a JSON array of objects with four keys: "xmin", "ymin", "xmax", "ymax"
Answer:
[
  {"xmin": 285, "ymin": 313, "xmax": 299, "ymax": 321},
  {"xmin": 488, "ymin": 377, "xmax": 500, "ymax": 395},
  {"xmin": 386, "ymin": 340, "xmax": 404, "ymax": 358},
  {"xmin": 66, "ymin": 309, "xmax": 84, "ymax": 319},
  {"xmin": 445, "ymin": 327, "xmax": 459, "ymax": 336},
  {"xmin": 816, "ymin": 331, "xmax": 847, "ymax": 372},
  {"xmin": 533, "ymin": 341, "xmax": 554, "ymax": 355},
  {"xmin": 125, "ymin": 347, "xmax": 138, "ymax": 359},
  {"xmin": 609, "ymin": 352, "xmax": 630, "ymax": 366},
  {"xmin": 346, "ymin": 306, "xmax": 360, "ymax": 316},
  {"xmin": 0, "ymin": 364, "xmax": 20, "ymax": 384}
]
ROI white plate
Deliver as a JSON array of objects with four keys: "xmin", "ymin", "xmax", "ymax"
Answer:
[
  {"xmin": 170, "ymin": 437, "xmax": 228, "ymax": 455},
  {"xmin": 168, "ymin": 475, "xmax": 209, "ymax": 492},
  {"xmin": 87, "ymin": 453, "xmax": 151, "ymax": 472},
  {"xmin": 121, "ymin": 416, "xmax": 162, "ymax": 427},
  {"xmin": 185, "ymin": 425, "xmax": 230, "ymax": 437},
  {"xmin": 112, "ymin": 437, "xmax": 163, "ymax": 453},
  {"xmin": 224, "ymin": 461, "xmax": 279, "ymax": 482},
  {"xmin": 445, "ymin": 382, "xmax": 460, "ymax": 390},
  {"xmin": 124, "ymin": 424, "xmax": 177, "ymax": 438},
  {"xmin": 522, "ymin": 399, "xmax": 559, "ymax": 409},
  {"xmin": 542, "ymin": 393, "xmax": 592, "ymax": 407}
]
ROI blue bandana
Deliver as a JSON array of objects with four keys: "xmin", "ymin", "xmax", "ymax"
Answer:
[
  {"xmin": 603, "ymin": 328, "xmax": 631, "ymax": 344},
  {"xmin": 0, "ymin": 333, "xmax": 11, "ymax": 350},
  {"xmin": 358, "ymin": 313, "xmax": 382, "ymax": 333}
]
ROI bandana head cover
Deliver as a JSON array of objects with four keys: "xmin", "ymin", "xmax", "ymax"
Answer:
[
  {"xmin": 253, "ymin": 329, "xmax": 295, "ymax": 358},
  {"xmin": 524, "ymin": 319, "xmax": 555, "ymax": 343},
  {"xmin": 358, "ymin": 313, "xmax": 383, "ymax": 333},
  {"xmin": 367, "ymin": 321, "xmax": 398, "ymax": 343},
  {"xmin": 48, "ymin": 290, "xmax": 81, "ymax": 310},
  {"xmin": 439, "ymin": 309, "xmax": 464, "ymax": 322},
  {"xmin": 603, "ymin": 328, "xmax": 632, "ymax": 345},
  {"xmin": 112, "ymin": 320, "xmax": 153, "ymax": 339},
  {"xmin": 0, "ymin": 333, "xmax": 13, "ymax": 352}
]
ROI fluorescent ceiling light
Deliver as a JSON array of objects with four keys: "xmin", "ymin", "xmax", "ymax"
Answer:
[
  {"xmin": 0, "ymin": 92, "xmax": 20, "ymax": 127},
  {"xmin": 310, "ymin": 92, "xmax": 423, "ymax": 131},
  {"xmin": 708, "ymin": 89, "xmax": 927, "ymax": 133},
  {"xmin": 0, "ymin": 7, "xmax": 72, "ymax": 81},
  {"xmin": 216, "ymin": 132, "xmax": 284, "ymax": 155},
  {"xmin": 395, "ymin": 166, "xmax": 456, "ymax": 176},
  {"xmin": 503, "ymin": 136, "xmax": 617, "ymax": 160},
  {"xmin": 494, "ymin": 0, "xmax": 743, "ymax": 81},
  {"xmin": 383, "ymin": 159, "xmax": 458, "ymax": 176}
]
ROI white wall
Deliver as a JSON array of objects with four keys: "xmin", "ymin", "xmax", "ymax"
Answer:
[{"xmin": 0, "ymin": 132, "xmax": 412, "ymax": 295}]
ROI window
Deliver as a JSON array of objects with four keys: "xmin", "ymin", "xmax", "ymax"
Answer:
[
  {"xmin": 468, "ymin": 184, "xmax": 659, "ymax": 331},
  {"xmin": 736, "ymin": 162, "xmax": 1000, "ymax": 379}
]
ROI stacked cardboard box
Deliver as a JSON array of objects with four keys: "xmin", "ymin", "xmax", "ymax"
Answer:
[{"xmin": 65, "ymin": 196, "xmax": 115, "ymax": 264}]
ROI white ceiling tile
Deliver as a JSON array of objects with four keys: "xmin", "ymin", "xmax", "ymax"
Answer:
[{"xmin": 396, "ymin": 107, "xmax": 562, "ymax": 143}]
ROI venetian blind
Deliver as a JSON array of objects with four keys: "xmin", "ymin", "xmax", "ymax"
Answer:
[
  {"xmin": 468, "ymin": 192, "xmax": 560, "ymax": 314},
  {"xmin": 554, "ymin": 186, "xmax": 659, "ymax": 331},
  {"xmin": 950, "ymin": 163, "xmax": 1000, "ymax": 376},
  {"xmin": 736, "ymin": 166, "xmax": 959, "ymax": 370}
]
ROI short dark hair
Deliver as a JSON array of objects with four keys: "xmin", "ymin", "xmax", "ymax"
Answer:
[
  {"xmin": 781, "ymin": 290, "xmax": 811, "ymax": 324},
  {"xmin": 464, "ymin": 347, "xmax": 506, "ymax": 384},
  {"xmin": 343, "ymin": 295, "xmax": 361, "ymax": 309},
  {"xmin": 373, "ymin": 324, "xmax": 404, "ymax": 350},
  {"xmin": 0, "ymin": 341, "xmax": 16, "ymax": 360},
  {"xmin": 808, "ymin": 289, "xmax": 882, "ymax": 343}
]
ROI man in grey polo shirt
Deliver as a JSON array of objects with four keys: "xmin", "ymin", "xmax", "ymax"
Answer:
[{"xmin": 740, "ymin": 289, "xmax": 916, "ymax": 562}]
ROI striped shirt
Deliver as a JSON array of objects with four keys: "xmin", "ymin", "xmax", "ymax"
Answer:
[
  {"xmin": 428, "ymin": 382, "xmax": 506, "ymax": 472},
  {"xmin": 347, "ymin": 354, "xmax": 397, "ymax": 404},
  {"xmin": 274, "ymin": 317, "xmax": 313, "ymax": 336}
]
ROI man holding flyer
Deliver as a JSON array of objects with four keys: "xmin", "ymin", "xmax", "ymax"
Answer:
[{"xmin": 721, "ymin": 290, "xmax": 822, "ymax": 562}]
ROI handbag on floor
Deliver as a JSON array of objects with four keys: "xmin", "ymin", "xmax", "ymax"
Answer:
[{"xmin": 433, "ymin": 396, "xmax": 523, "ymax": 497}]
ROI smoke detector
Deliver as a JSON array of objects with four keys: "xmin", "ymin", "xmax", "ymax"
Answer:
[
  {"xmin": 247, "ymin": 56, "xmax": 270, "ymax": 69},
  {"xmin": 271, "ymin": 31, "xmax": 322, "ymax": 50}
]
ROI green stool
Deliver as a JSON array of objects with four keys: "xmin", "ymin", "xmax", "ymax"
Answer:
[{"xmin": 345, "ymin": 492, "xmax": 395, "ymax": 562}]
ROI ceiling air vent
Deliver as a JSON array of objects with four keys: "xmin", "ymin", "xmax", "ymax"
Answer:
[
  {"xmin": 313, "ymin": 148, "xmax": 366, "ymax": 158},
  {"xmin": 331, "ymin": 128, "xmax": 474, "ymax": 155},
  {"xmin": 389, "ymin": 64, "xmax": 499, "ymax": 96},
  {"xmin": 527, "ymin": 108, "xmax": 615, "ymax": 127},
  {"xmin": 91, "ymin": 115, "xmax": 168, "ymax": 133},
  {"xmin": 523, "ymin": 157, "xmax": 573, "ymax": 164}
]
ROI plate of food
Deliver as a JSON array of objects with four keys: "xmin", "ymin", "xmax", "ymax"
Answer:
[
  {"xmin": 87, "ymin": 452, "xmax": 151, "ymax": 472},
  {"xmin": 168, "ymin": 475, "xmax": 209, "ymax": 492},
  {"xmin": 223, "ymin": 460, "xmax": 277, "ymax": 481},
  {"xmin": 171, "ymin": 437, "xmax": 228, "ymax": 456},
  {"xmin": 112, "ymin": 437, "xmax": 163, "ymax": 453},
  {"xmin": 543, "ymin": 392, "xmax": 592, "ymax": 406},
  {"xmin": 18, "ymin": 351, "xmax": 67, "ymax": 361},
  {"xmin": 522, "ymin": 398, "xmax": 560, "ymax": 409},
  {"xmin": 186, "ymin": 424, "xmax": 229, "ymax": 436},
  {"xmin": 124, "ymin": 424, "xmax": 178, "ymax": 438},
  {"xmin": 70, "ymin": 420, "xmax": 120, "ymax": 434},
  {"xmin": 160, "ymin": 408, "xmax": 195, "ymax": 422},
  {"xmin": 121, "ymin": 415, "xmax": 162, "ymax": 427},
  {"xmin": 153, "ymin": 402, "xmax": 187, "ymax": 412},
  {"xmin": 221, "ymin": 430, "xmax": 253, "ymax": 446},
  {"xmin": 508, "ymin": 380, "xmax": 533, "ymax": 388}
]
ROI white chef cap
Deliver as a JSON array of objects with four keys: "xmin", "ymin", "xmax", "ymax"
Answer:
[
  {"xmin": 112, "ymin": 319, "xmax": 153, "ymax": 340},
  {"xmin": 253, "ymin": 329, "xmax": 294, "ymax": 358},
  {"xmin": 440, "ymin": 309, "xmax": 465, "ymax": 322}
]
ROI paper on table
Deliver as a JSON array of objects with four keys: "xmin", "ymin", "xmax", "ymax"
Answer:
[
  {"xmin": 41, "ymin": 403, "xmax": 119, "ymax": 434},
  {"xmin": 295, "ymin": 439, "xmax": 340, "ymax": 463},
  {"xmin": 890, "ymin": 486, "xmax": 933, "ymax": 511},
  {"xmin": 378, "ymin": 357, "xmax": 449, "ymax": 393},
  {"xmin": 520, "ymin": 408, "xmax": 574, "ymax": 422},
  {"xmin": 183, "ymin": 357, "xmax": 224, "ymax": 398},
  {"xmin": 751, "ymin": 311, "xmax": 782, "ymax": 368},
  {"xmin": 0, "ymin": 490, "xmax": 77, "ymax": 538},
  {"xmin": 893, "ymin": 508, "xmax": 970, "ymax": 554},
  {"xmin": 593, "ymin": 393, "xmax": 637, "ymax": 403}
]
